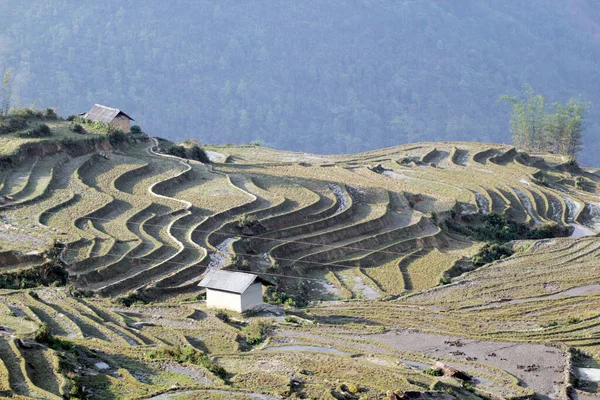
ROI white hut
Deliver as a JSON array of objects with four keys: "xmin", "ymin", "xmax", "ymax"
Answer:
[{"xmin": 198, "ymin": 270, "xmax": 272, "ymax": 312}]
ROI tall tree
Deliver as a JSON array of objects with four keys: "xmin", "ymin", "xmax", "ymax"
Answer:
[
  {"xmin": 503, "ymin": 88, "xmax": 590, "ymax": 159},
  {"xmin": 501, "ymin": 86, "xmax": 547, "ymax": 152},
  {"xmin": 0, "ymin": 68, "xmax": 13, "ymax": 116},
  {"xmin": 561, "ymin": 98, "xmax": 588, "ymax": 158}
]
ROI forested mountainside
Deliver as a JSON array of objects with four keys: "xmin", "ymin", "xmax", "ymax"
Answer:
[{"xmin": 1, "ymin": 0, "xmax": 600, "ymax": 164}]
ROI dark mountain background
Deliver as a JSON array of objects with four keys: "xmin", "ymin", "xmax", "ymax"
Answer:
[{"xmin": 1, "ymin": 0, "xmax": 600, "ymax": 164}]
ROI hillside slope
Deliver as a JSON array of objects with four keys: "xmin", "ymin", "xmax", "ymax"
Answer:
[
  {"xmin": 1, "ymin": 137, "xmax": 598, "ymax": 299},
  {"xmin": 0, "ymin": 136, "xmax": 599, "ymax": 398}
]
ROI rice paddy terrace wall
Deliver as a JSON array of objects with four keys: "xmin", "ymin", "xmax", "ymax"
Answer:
[
  {"xmin": 0, "ymin": 138, "xmax": 599, "ymax": 398},
  {"xmin": 0, "ymin": 140, "xmax": 598, "ymax": 299}
]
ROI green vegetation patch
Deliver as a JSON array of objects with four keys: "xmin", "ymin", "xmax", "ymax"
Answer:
[
  {"xmin": 147, "ymin": 345, "xmax": 227, "ymax": 380},
  {"xmin": 447, "ymin": 212, "xmax": 567, "ymax": 244}
]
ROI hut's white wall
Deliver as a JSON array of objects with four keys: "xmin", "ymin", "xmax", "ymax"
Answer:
[
  {"xmin": 206, "ymin": 289, "xmax": 243, "ymax": 312},
  {"xmin": 206, "ymin": 283, "xmax": 263, "ymax": 312},
  {"xmin": 240, "ymin": 282, "xmax": 263, "ymax": 311}
]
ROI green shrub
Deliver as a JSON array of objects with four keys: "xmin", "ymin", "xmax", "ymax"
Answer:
[
  {"xmin": 565, "ymin": 317, "xmax": 582, "ymax": 325},
  {"xmin": 527, "ymin": 222, "xmax": 563, "ymax": 239},
  {"xmin": 34, "ymin": 322, "xmax": 72, "ymax": 350},
  {"xmin": 284, "ymin": 315, "xmax": 299, "ymax": 324},
  {"xmin": 106, "ymin": 125, "xmax": 127, "ymax": 145},
  {"xmin": 215, "ymin": 312, "xmax": 231, "ymax": 322},
  {"xmin": 9, "ymin": 108, "xmax": 43, "ymax": 119},
  {"xmin": 35, "ymin": 323, "xmax": 52, "ymax": 343},
  {"xmin": 188, "ymin": 145, "xmax": 210, "ymax": 163},
  {"xmin": 18, "ymin": 123, "xmax": 52, "ymax": 138},
  {"xmin": 423, "ymin": 368, "xmax": 443, "ymax": 376},
  {"xmin": 7, "ymin": 115, "xmax": 27, "ymax": 131},
  {"xmin": 114, "ymin": 292, "xmax": 149, "ymax": 307},
  {"xmin": 242, "ymin": 320, "xmax": 271, "ymax": 345},
  {"xmin": 147, "ymin": 345, "xmax": 227, "ymax": 379},
  {"xmin": 0, "ymin": 255, "xmax": 68, "ymax": 290},
  {"xmin": 70, "ymin": 123, "xmax": 86, "ymax": 134},
  {"xmin": 472, "ymin": 243, "xmax": 514, "ymax": 266},
  {"xmin": 73, "ymin": 116, "xmax": 90, "ymax": 124},
  {"xmin": 284, "ymin": 298, "xmax": 297, "ymax": 307},
  {"xmin": 263, "ymin": 286, "xmax": 305, "ymax": 307},
  {"xmin": 43, "ymin": 108, "xmax": 58, "ymax": 120},
  {"xmin": 566, "ymin": 156, "xmax": 579, "ymax": 167},
  {"xmin": 166, "ymin": 144, "xmax": 186, "ymax": 158},
  {"xmin": 130, "ymin": 125, "xmax": 143, "ymax": 134},
  {"xmin": 447, "ymin": 212, "xmax": 566, "ymax": 244},
  {"xmin": 66, "ymin": 115, "xmax": 76, "ymax": 121},
  {"xmin": 237, "ymin": 213, "xmax": 257, "ymax": 228},
  {"xmin": 343, "ymin": 383, "xmax": 360, "ymax": 394}
]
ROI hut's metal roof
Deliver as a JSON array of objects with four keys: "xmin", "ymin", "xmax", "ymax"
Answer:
[
  {"xmin": 198, "ymin": 270, "xmax": 271, "ymax": 294},
  {"xmin": 84, "ymin": 104, "xmax": 134, "ymax": 123}
]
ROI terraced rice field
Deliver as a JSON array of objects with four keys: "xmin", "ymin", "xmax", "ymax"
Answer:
[{"xmin": 0, "ymin": 137, "xmax": 600, "ymax": 398}]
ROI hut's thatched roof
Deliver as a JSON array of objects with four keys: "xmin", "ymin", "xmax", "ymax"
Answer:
[{"xmin": 84, "ymin": 104, "xmax": 134, "ymax": 123}]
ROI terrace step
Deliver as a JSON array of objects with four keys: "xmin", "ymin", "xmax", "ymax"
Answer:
[
  {"xmin": 0, "ymin": 338, "xmax": 38, "ymax": 397},
  {"xmin": 421, "ymin": 148, "xmax": 449, "ymax": 167},
  {"xmin": 321, "ymin": 225, "xmax": 444, "ymax": 269},
  {"xmin": 294, "ymin": 215, "xmax": 433, "ymax": 266},
  {"xmin": 489, "ymin": 147, "xmax": 518, "ymax": 165},
  {"xmin": 472, "ymin": 148, "xmax": 501, "ymax": 164},
  {"xmin": 0, "ymin": 155, "xmax": 68, "ymax": 211},
  {"xmin": 260, "ymin": 184, "xmax": 334, "ymax": 231},
  {"xmin": 0, "ymin": 159, "xmax": 37, "ymax": 197},
  {"xmin": 92, "ymin": 211, "xmax": 194, "ymax": 296},
  {"xmin": 450, "ymin": 148, "xmax": 469, "ymax": 166},
  {"xmin": 257, "ymin": 184, "xmax": 355, "ymax": 243},
  {"xmin": 270, "ymin": 201, "xmax": 403, "ymax": 261},
  {"xmin": 498, "ymin": 187, "xmax": 530, "ymax": 224},
  {"xmin": 25, "ymin": 294, "xmax": 84, "ymax": 339},
  {"xmin": 16, "ymin": 345, "xmax": 62, "ymax": 398},
  {"xmin": 486, "ymin": 188, "xmax": 509, "ymax": 215}
]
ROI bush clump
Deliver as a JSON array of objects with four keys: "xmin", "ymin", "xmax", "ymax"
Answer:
[
  {"xmin": 106, "ymin": 125, "xmax": 127, "ymax": 145},
  {"xmin": 34, "ymin": 323, "xmax": 72, "ymax": 350},
  {"xmin": 70, "ymin": 123, "xmax": 86, "ymax": 134},
  {"xmin": 166, "ymin": 141, "xmax": 210, "ymax": 163},
  {"xmin": 237, "ymin": 213, "xmax": 257, "ymax": 228},
  {"xmin": 18, "ymin": 123, "xmax": 52, "ymax": 138},
  {"xmin": 447, "ymin": 212, "xmax": 566, "ymax": 244},
  {"xmin": 215, "ymin": 311, "xmax": 231, "ymax": 323},
  {"xmin": 43, "ymin": 108, "xmax": 58, "ymax": 120},
  {"xmin": 242, "ymin": 320, "xmax": 272, "ymax": 345},
  {"xmin": 147, "ymin": 345, "xmax": 227, "ymax": 380},
  {"xmin": 0, "ymin": 244, "xmax": 68, "ymax": 290},
  {"xmin": 0, "ymin": 115, "xmax": 28, "ymax": 134},
  {"xmin": 472, "ymin": 243, "xmax": 514, "ymax": 266},
  {"xmin": 188, "ymin": 144, "xmax": 210, "ymax": 163},
  {"xmin": 114, "ymin": 291, "xmax": 149, "ymax": 307},
  {"xmin": 8, "ymin": 108, "xmax": 44, "ymax": 119},
  {"xmin": 264, "ymin": 286, "xmax": 303, "ymax": 307},
  {"xmin": 423, "ymin": 368, "xmax": 444, "ymax": 376},
  {"xmin": 34, "ymin": 323, "xmax": 52, "ymax": 343},
  {"xmin": 166, "ymin": 144, "xmax": 187, "ymax": 158}
]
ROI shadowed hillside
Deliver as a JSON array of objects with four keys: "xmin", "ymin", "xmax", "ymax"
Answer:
[{"xmin": 2, "ymin": 0, "xmax": 600, "ymax": 164}]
